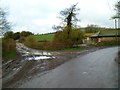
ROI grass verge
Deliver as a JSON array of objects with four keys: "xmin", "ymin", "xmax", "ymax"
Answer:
[{"xmin": 2, "ymin": 50, "xmax": 16, "ymax": 61}]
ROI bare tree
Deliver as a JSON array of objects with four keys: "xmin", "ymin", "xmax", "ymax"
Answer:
[{"xmin": 0, "ymin": 8, "xmax": 11, "ymax": 36}]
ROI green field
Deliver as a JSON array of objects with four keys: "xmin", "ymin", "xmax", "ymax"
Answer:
[{"xmin": 32, "ymin": 33, "xmax": 55, "ymax": 42}]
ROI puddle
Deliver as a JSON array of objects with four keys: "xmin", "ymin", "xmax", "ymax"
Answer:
[
  {"xmin": 33, "ymin": 52, "xmax": 51, "ymax": 56},
  {"xmin": 22, "ymin": 53, "xmax": 29, "ymax": 56},
  {"xmin": 42, "ymin": 52, "xmax": 51, "ymax": 55},
  {"xmin": 33, "ymin": 52, "xmax": 42, "ymax": 55},
  {"xmin": 26, "ymin": 56, "xmax": 55, "ymax": 61},
  {"xmin": 17, "ymin": 43, "xmax": 54, "ymax": 61}
]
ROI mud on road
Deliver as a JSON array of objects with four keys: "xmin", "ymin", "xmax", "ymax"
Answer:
[{"xmin": 2, "ymin": 44, "xmax": 109, "ymax": 88}]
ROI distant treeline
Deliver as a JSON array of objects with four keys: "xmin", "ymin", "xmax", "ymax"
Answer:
[
  {"xmin": 80, "ymin": 25, "xmax": 116, "ymax": 33},
  {"xmin": 3, "ymin": 31, "xmax": 33, "ymax": 40}
]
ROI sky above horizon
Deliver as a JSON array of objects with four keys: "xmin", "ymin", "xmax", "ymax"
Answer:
[{"xmin": 0, "ymin": 0, "xmax": 118, "ymax": 34}]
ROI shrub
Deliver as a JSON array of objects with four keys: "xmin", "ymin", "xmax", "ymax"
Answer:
[
  {"xmin": 53, "ymin": 28, "xmax": 84, "ymax": 49},
  {"xmin": 2, "ymin": 38, "xmax": 16, "ymax": 51},
  {"xmin": 69, "ymin": 28, "xmax": 84, "ymax": 45},
  {"xmin": 24, "ymin": 35, "xmax": 37, "ymax": 48}
]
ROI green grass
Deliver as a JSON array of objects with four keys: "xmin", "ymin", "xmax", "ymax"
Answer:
[
  {"xmin": 32, "ymin": 33, "xmax": 55, "ymax": 42},
  {"xmin": 0, "ymin": 38, "xmax": 2, "ymax": 58},
  {"xmin": 0, "ymin": 38, "xmax": 2, "ymax": 42},
  {"xmin": 2, "ymin": 50, "xmax": 16, "ymax": 61}
]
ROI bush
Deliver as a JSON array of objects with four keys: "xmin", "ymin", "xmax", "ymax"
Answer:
[
  {"xmin": 69, "ymin": 28, "xmax": 84, "ymax": 45},
  {"xmin": 13, "ymin": 32, "xmax": 20, "ymax": 40},
  {"xmin": 53, "ymin": 28, "xmax": 83, "ymax": 49},
  {"xmin": 2, "ymin": 38, "xmax": 16, "ymax": 51},
  {"xmin": 24, "ymin": 35, "xmax": 37, "ymax": 48}
]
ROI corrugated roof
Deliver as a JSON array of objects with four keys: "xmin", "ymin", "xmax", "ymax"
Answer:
[
  {"xmin": 91, "ymin": 31, "xmax": 100, "ymax": 37},
  {"xmin": 84, "ymin": 33, "xmax": 95, "ymax": 37},
  {"xmin": 91, "ymin": 30, "xmax": 120, "ymax": 38}
]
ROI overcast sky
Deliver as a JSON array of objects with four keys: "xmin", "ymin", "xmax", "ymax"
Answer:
[{"xmin": 0, "ymin": 0, "xmax": 118, "ymax": 34}]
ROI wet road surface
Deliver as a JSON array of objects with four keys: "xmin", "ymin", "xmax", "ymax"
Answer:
[{"xmin": 19, "ymin": 47, "xmax": 118, "ymax": 88}]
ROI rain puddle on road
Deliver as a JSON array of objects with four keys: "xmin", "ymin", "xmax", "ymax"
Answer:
[
  {"xmin": 23, "ymin": 50, "xmax": 55, "ymax": 61},
  {"xmin": 16, "ymin": 42, "xmax": 55, "ymax": 61},
  {"xmin": 26, "ymin": 56, "xmax": 55, "ymax": 61},
  {"xmin": 33, "ymin": 52, "xmax": 51, "ymax": 56}
]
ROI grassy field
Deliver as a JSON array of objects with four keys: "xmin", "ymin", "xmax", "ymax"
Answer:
[{"xmin": 32, "ymin": 33, "xmax": 55, "ymax": 42}]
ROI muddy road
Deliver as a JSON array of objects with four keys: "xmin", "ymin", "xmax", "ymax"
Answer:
[
  {"xmin": 19, "ymin": 47, "xmax": 118, "ymax": 88},
  {"xmin": 2, "ymin": 44, "xmax": 119, "ymax": 88}
]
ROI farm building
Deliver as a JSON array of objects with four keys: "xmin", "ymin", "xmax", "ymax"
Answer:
[
  {"xmin": 83, "ymin": 33, "xmax": 95, "ymax": 44},
  {"xmin": 90, "ymin": 30, "xmax": 120, "ymax": 43}
]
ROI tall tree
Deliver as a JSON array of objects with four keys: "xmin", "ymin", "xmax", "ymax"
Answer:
[
  {"xmin": 53, "ymin": 3, "xmax": 80, "ymax": 39},
  {"xmin": 60, "ymin": 3, "xmax": 80, "ymax": 27},
  {"xmin": 53, "ymin": 3, "xmax": 83, "ymax": 48},
  {"xmin": 0, "ymin": 8, "xmax": 10, "ymax": 36}
]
